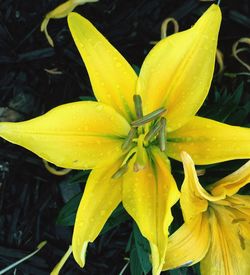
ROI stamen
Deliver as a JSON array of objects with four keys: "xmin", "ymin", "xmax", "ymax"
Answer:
[
  {"xmin": 238, "ymin": 233, "xmax": 245, "ymax": 250},
  {"xmin": 133, "ymin": 95, "xmax": 143, "ymax": 118},
  {"xmin": 144, "ymin": 121, "xmax": 162, "ymax": 144},
  {"xmin": 112, "ymin": 163, "xmax": 128, "ymax": 179},
  {"xmin": 112, "ymin": 150, "xmax": 136, "ymax": 179},
  {"xmin": 159, "ymin": 117, "xmax": 166, "ymax": 151},
  {"xmin": 131, "ymin": 107, "xmax": 166, "ymax": 127},
  {"xmin": 121, "ymin": 128, "xmax": 137, "ymax": 151},
  {"xmin": 232, "ymin": 218, "xmax": 246, "ymax": 224}
]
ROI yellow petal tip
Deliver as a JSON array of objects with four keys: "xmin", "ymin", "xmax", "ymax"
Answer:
[{"xmin": 204, "ymin": 3, "xmax": 222, "ymax": 22}]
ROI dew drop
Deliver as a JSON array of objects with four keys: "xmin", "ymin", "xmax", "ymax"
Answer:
[
  {"xmin": 116, "ymin": 61, "xmax": 122, "ymax": 68},
  {"xmin": 79, "ymin": 221, "xmax": 84, "ymax": 227},
  {"xmin": 87, "ymin": 38, "xmax": 93, "ymax": 44},
  {"xmin": 77, "ymin": 236, "xmax": 82, "ymax": 246},
  {"xmin": 100, "ymin": 210, "xmax": 106, "ymax": 216},
  {"xmin": 96, "ymin": 105, "xmax": 104, "ymax": 111}
]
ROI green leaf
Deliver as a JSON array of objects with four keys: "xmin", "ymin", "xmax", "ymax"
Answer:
[
  {"xmin": 168, "ymin": 264, "xmax": 201, "ymax": 275},
  {"xmin": 57, "ymin": 199, "xmax": 131, "ymax": 231},
  {"xmin": 130, "ymin": 247, "xmax": 143, "ymax": 275},
  {"xmin": 168, "ymin": 269, "xmax": 182, "ymax": 275},
  {"xmin": 133, "ymin": 223, "xmax": 151, "ymax": 274},
  {"xmin": 79, "ymin": 96, "xmax": 96, "ymax": 101},
  {"xmin": 132, "ymin": 65, "xmax": 141, "ymax": 76},
  {"xmin": 126, "ymin": 232, "xmax": 133, "ymax": 253},
  {"xmin": 56, "ymin": 193, "xmax": 82, "ymax": 226},
  {"xmin": 60, "ymin": 170, "xmax": 90, "ymax": 186},
  {"xmin": 199, "ymin": 82, "xmax": 248, "ymax": 124},
  {"xmin": 101, "ymin": 204, "xmax": 131, "ymax": 235}
]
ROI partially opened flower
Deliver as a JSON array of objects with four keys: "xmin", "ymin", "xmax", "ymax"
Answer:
[
  {"xmin": 163, "ymin": 152, "xmax": 250, "ymax": 274},
  {"xmin": 1, "ymin": 4, "xmax": 250, "ymax": 275},
  {"xmin": 41, "ymin": 0, "xmax": 98, "ymax": 46}
]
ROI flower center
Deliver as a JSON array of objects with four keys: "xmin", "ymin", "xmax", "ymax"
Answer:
[
  {"xmin": 112, "ymin": 95, "xmax": 167, "ymax": 179},
  {"xmin": 122, "ymin": 95, "xmax": 167, "ymax": 151}
]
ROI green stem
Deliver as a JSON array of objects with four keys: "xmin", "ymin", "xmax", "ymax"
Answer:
[{"xmin": 0, "ymin": 241, "xmax": 47, "ymax": 275}]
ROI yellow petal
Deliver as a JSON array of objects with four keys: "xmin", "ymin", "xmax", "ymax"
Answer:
[
  {"xmin": 41, "ymin": 1, "xmax": 74, "ymax": 47},
  {"xmin": 163, "ymin": 214, "xmax": 210, "ymax": 270},
  {"xmin": 180, "ymin": 152, "xmax": 223, "ymax": 221},
  {"xmin": 67, "ymin": 13, "xmax": 137, "ymax": 121},
  {"xmin": 208, "ymin": 160, "xmax": 250, "ymax": 197},
  {"xmin": 226, "ymin": 194, "xmax": 250, "ymax": 214},
  {"xmin": 167, "ymin": 116, "xmax": 250, "ymax": 165},
  {"xmin": 46, "ymin": 1, "xmax": 97, "ymax": 19},
  {"xmin": 0, "ymin": 101, "xmax": 129, "ymax": 169},
  {"xmin": 41, "ymin": 17, "xmax": 54, "ymax": 47},
  {"xmin": 122, "ymin": 147, "xmax": 179, "ymax": 275},
  {"xmin": 137, "ymin": 4, "xmax": 221, "ymax": 131},
  {"xmin": 50, "ymin": 246, "xmax": 72, "ymax": 275},
  {"xmin": 45, "ymin": 0, "xmax": 98, "ymax": 22},
  {"xmin": 225, "ymin": 196, "xmax": 250, "ymax": 240},
  {"xmin": 200, "ymin": 206, "xmax": 250, "ymax": 275},
  {"xmin": 45, "ymin": 1, "xmax": 75, "ymax": 20},
  {"xmin": 41, "ymin": 0, "xmax": 98, "ymax": 47},
  {"xmin": 72, "ymin": 154, "xmax": 124, "ymax": 267}
]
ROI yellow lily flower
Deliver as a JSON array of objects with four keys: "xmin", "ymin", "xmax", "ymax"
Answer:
[
  {"xmin": 41, "ymin": 0, "xmax": 98, "ymax": 47},
  {"xmin": 0, "ymin": 4, "xmax": 250, "ymax": 274},
  {"xmin": 163, "ymin": 152, "xmax": 250, "ymax": 274}
]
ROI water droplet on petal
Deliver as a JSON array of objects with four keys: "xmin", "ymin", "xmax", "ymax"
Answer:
[
  {"xmin": 96, "ymin": 105, "xmax": 104, "ymax": 111},
  {"xmin": 116, "ymin": 61, "xmax": 122, "ymax": 68},
  {"xmin": 100, "ymin": 210, "xmax": 105, "ymax": 216}
]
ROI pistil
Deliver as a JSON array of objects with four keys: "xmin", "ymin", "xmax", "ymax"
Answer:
[
  {"xmin": 134, "ymin": 134, "xmax": 147, "ymax": 172},
  {"xmin": 116, "ymin": 95, "xmax": 167, "ymax": 178}
]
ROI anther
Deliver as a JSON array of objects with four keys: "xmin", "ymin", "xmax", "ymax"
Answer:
[
  {"xmin": 112, "ymin": 163, "xmax": 128, "ymax": 179},
  {"xmin": 133, "ymin": 95, "xmax": 143, "ymax": 119},
  {"xmin": 131, "ymin": 107, "xmax": 166, "ymax": 127},
  {"xmin": 121, "ymin": 128, "xmax": 137, "ymax": 151},
  {"xmin": 159, "ymin": 117, "xmax": 166, "ymax": 151},
  {"xmin": 238, "ymin": 233, "xmax": 246, "ymax": 250},
  {"xmin": 112, "ymin": 151, "xmax": 136, "ymax": 179},
  {"xmin": 144, "ymin": 121, "xmax": 162, "ymax": 144}
]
